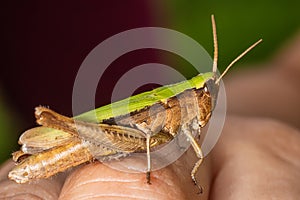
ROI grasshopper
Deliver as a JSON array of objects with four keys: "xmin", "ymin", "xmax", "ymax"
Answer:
[{"xmin": 8, "ymin": 15, "xmax": 262, "ymax": 193}]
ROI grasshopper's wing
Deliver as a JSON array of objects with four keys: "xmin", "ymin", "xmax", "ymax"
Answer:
[
  {"xmin": 19, "ymin": 127, "xmax": 74, "ymax": 154},
  {"xmin": 77, "ymin": 122, "xmax": 172, "ymax": 156},
  {"xmin": 32, "ymin": 107, "xmax": 146, "ymax": 154},
  {"xmin": 76, "ymin": 122, "xmax": 147, "ymax": 152}
]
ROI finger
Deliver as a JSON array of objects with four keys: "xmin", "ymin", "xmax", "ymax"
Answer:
[
  {"xmin": 0, "ymin": 160, "xmax": 15, "ymax": 182},
  {"xmin": 210, "ymin": 116, "xmax": 300, "ymax": 199},
  {"xmin": 0, "ymin": 159, "xmax": 67, "ymax": 200},
  {"xmin": 59, "ymin": 148, "xmax": 212, "ymax": 200}
]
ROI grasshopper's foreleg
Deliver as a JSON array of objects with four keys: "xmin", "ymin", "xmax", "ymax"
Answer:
[{"xmin": 182, "ymin": 124, "xmax": 204, "ymax": 194}]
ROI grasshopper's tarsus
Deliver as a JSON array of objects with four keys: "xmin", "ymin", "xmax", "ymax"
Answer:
[
  {"xmin": 191, "ymin": 157, "xmax": 204, "ymax": 194},
  {"xmin": 192, "ymin": 174, "xmax": 203, "ymax": 194},
  {"xmin": 146, "ymin": 171, "xmax": 151, "ymax": 184},
  {"xmin": 193, "ymin": 179, "xmax": 203, "ymax": 194}
]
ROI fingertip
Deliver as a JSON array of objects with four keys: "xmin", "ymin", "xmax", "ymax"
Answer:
[
  {"xmin": 59, "ymin": 156, "xmax": 211, "ymax": 200},
  {"xmin": 60, "ymin": 162, "xmax": 179, "ymax": 200},
  {"xmin": 0, "ymin": 178, "xmax": 63, "ymax": 200}
]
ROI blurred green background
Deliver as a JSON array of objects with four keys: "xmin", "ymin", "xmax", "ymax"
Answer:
[
  {"xmin": 0, "ymin": 1, "xmax": 299, "ymax": 163},
  {"xmin": 161, "ymin": 0, "xmax": 300, "ymax": 72}
]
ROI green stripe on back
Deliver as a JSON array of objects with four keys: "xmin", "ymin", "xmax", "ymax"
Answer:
[{"xmin": 75, "ymin": 72, "xmax": 214, "ymax": 122}]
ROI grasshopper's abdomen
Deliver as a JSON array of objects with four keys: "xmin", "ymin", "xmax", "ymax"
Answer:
[{"xmin": 8, "ymin": 139, "xmax": 92, "ymax": 184}]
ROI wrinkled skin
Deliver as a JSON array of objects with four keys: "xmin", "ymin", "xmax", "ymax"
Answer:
[{"xmin": 1, "ymin": 32, "xmax": 300, "ymax": 200}]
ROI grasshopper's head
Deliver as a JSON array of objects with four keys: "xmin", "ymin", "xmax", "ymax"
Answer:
[
  {"xmin": 205, "ymin": 77, "xmax": 219, "ymax": 111},
  {"xmin": 208, "ymin": 15, "xmax": 262, "ymax": 110}
]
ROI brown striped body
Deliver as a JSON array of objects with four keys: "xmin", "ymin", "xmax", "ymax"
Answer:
[{"xmin": 9, "ymin": 139, "xmax": 92, "ymax": 183}]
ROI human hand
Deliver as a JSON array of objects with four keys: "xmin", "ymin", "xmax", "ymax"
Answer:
[{"xmin": 0, "ymin": 116, "xmax": 299, "ymax": 200}]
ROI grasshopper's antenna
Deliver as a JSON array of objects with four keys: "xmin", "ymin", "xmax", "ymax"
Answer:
[
  {"xmin": 211, "ymin": 15, "xmax": 218, "ymax": 74},
  {"xmin": 215, "ymin": 39, "xmax": 263, "ymax": 84}
]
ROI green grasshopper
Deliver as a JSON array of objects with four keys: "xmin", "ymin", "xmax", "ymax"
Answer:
[{"xmin": 8, "ymin": 15, "xmax": 262, "ymax": 193}]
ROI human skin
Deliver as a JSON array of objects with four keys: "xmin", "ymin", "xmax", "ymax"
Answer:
[{"xmin": 0, "ymin": 33, "xmax": 299, "ymax": 200}]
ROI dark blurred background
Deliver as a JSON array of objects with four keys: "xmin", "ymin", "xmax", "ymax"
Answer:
[{"xmin": 0, "ymin": 1, "xmax": 299, "ymax": 163}]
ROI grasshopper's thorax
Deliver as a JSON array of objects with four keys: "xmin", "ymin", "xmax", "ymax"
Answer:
[{"xmin": 104, "ymin": 75, "xmax": 219, "ymax": 142}]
